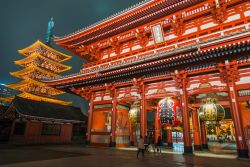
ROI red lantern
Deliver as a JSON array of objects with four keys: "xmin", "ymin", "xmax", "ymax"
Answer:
[{"xmin": 157, "ymin": 97, "xmax": 181, "ymax": 127}]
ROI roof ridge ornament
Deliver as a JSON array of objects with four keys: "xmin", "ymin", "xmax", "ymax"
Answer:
[{"xmin": 45, "ymin": 17, "xmax": 55, "ymax": 46}]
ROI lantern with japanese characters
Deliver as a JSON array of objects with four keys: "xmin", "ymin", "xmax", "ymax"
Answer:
[
  {"xmin": 198, "ymin": 98, "xmax": 225, "ymax": 123},
  {"xmin": 128, "ymin": 101, "xmax": 140, "ymax": 124},
  {"xmin": 157, "ymin": 97, "xmax": 181, "ymax": 127}
]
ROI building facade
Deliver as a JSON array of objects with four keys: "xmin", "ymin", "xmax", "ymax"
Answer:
[
  {"xmin": 0, "ymin": 97, "xmax": 86, "ymax": 144},
  {"xmin": 44, "ymin": 0, "xmax": 250, "ymax": 158}
]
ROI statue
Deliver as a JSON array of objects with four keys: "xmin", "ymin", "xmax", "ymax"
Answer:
[
  {"xmin": 105, "ymin": 112, "xmax": 111, "ymax": 132},
  {"xmin": 45, "ymin": 17, "xmax": 54, "ymax": 46}
]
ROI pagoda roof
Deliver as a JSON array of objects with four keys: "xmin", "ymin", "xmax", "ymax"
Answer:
[
  {"xmin": 18, "ymin": 40, "xmax": 71, "ymax": 62},
  {"xmin": 0, "ymin": 97, "xmax": 14, "ymax": 103},
  {"xmin": 6, "ymin": 78, "xmax": 65, "ymax": 96},
  {"xmin": 15, "ymin": 52, "xmax": 72, "ymax": 73},
  {"xmin": 10, "ymin": 65, "xmax": 58, "ymax": 79},
  {"xmin": 1, "ymin": 97, "xmax": 85, "ymax": 123},
  {"xmin": 54, "ymin": 0, "xmax": 203, "ymax": 46},
  {"xmin": 17, "ymin": 92, "xmax": 72, "ymax": 105}
]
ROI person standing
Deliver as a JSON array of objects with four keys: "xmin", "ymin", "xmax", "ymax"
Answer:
[
  {"xmin": 137, "ymin": 136, "xmax": 145, "ymax": 159},
  {"xmin": 157, "ymin": 136, "xmax": 163, "ymax": 154}
]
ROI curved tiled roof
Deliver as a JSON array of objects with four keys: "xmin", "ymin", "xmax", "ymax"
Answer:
[
  {"xmin": 54, "ymin": 0, "xmax": 203, "ymax": 45},
  {"xmin": 1, "ymin": 97, "xmax": 87, "ymax": 122},
  {"xmin": 54, "ymin": 0, "xmax": 153, "ymax": 40}
]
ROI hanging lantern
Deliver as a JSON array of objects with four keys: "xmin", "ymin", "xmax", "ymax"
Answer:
[
  {"xmin": 128, "ymin": 101, "xmax": 140, "ymax": 124},
  {"xmin": 198, "ymin": 98, "xmax": 225, "ymax": 123},
  {"xmin": 157, "ymin": 97, "xmax": 181, "ymax": 127}
]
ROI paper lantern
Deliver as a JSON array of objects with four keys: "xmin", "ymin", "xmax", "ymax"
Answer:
[
  {"xmin": 198, "ymin": 98, "xmax": 225, "ymax": 122},
  {"xmin": 128, "ymin": 101, "xmax": 140, "ymax": 124},
  {"xmin": 157, "ymin": 97, "xmax": 181, "ymax": 127}
]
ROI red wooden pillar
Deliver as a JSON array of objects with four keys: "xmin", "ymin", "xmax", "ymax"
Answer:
[
  {"xmin": 167, "ymin": 128, "xmax": 173, "ymax": 148},
  {"xmin": 111, "ymin": 89, "xmax": 117, "ymax": 147},
  {"xmin": 192, "ymin": 109, "xmax": 202, "ymax": 151},
  {"xmin": 86, "ymin": 93, "xmax": 94, "ymax": 145},
  {"xmin": 143, "ymin": 85, "xmax": 147, "ymax": 137},
  {"xmin": 174, "ymin": 70, "xmax": 193, "ymax": 153},
  {"xmin": 154, "ymin": 110, "xmax": 160, "ymax": 144},
  {"xmin": 174, "ymin": 71, "xmax": 192, "ymax": 153},
  {"xmin": 140, "ymin": 84, "xmax": 146, "ymax": 137},
  {"xmin": 181, "ymin": 77, "xmax": 193, "ymax": 153},
  {"xmin": 228, "ymin": 82, "xmax": 249, "ymax": 158},
  {"xmin": 219, "ymin": 61, "xmax": 249, "ymax": 158},
  {"xmin": 200, "ymin": 121, "xmax": 208, "ymax": 149}
]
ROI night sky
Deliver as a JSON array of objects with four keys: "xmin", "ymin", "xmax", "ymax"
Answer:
[{"xmin": 0, "ymin": 0, "xmax": 142, "ymax": 114}]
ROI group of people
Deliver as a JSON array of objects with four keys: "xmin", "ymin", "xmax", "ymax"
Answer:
[{"xmin": 137, "ymin": 136, "xmax": 163, "ymax": 159}]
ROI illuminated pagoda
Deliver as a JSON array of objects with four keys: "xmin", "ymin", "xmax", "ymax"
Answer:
[
  {"xmin": 44, "ymin": 0, "xmax": 250, "ymax": 158},
  {"xmin": 6, "ymin": 40, "xmax": 72, "ymax": 105}
]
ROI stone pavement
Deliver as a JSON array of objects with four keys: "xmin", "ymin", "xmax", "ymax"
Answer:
[{"xmin": 0, "ymin": 144, "xmax": 249, "ymax": 167}]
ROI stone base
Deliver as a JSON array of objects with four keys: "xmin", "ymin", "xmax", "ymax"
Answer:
[
  {"xmin": 168, "ymin": 142, "xmax": 173, "ymax": 148},
  {"xmin": 130, "ymin": 141, "xmax": 134, "ymax": 146},
  {"xmin": 110, "ymin": 142, "xmax": 116, "ymax": 147},
  {"xmin": 194, "ymin": 145, "xmax": 202, "ymax": 151},
  {"xmin": 237, "ymin": 149, "xmax": 249, "ymax": 159},
  {"xmin": 202, "ymin": 144, "xmax": 208, "ymax": 149},
  {"xmin": 184, "ymin": 146, "xmax": 193, "ymax": 154}
]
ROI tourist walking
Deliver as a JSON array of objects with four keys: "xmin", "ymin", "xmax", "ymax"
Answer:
[
  {"xmin": 137, "ymin": 136, "xmax": 145, "ymax": 159},
  {"xmin": 157, "ymin": 136, "xmax": 163, "ymax": 154}
]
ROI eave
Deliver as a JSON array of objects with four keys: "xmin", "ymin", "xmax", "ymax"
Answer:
[
  {"xmin": 15, "ymin": 52, "xmax": 72, "ymax": 73},
  {"xmin": 18, "ymin": 40, "xmax": 72, "ymax": 62},
  {"xmin": 0, "ymin": 97, "xmax": 14, "ymax": 102},
  {"xmin": 6, "ymin": 78, "xmax": 65, "ymax": 96},
  {"xmin": 18, "ymin": 92, "xmax": 72, "ymax": 105},
  {"xmin": 10, "ymin": 65, "xmax": 58, "ymax": 79},
  {"xmin": 47, "ymin": 39, "xmax": 250, "ymax": 89},
  {"xmin": 55, "ymin": 0, "xmax": 204, "ymax": 46}
]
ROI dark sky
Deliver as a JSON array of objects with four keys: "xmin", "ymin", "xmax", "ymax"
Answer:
[{"xmin": 0, "ymin": 0, "xmax": 142, "ymax": 113}]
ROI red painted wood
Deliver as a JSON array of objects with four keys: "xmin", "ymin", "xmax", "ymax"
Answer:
[{"xmin": 192, "ymin": 109, "xmax": 202, "ymax": 147}]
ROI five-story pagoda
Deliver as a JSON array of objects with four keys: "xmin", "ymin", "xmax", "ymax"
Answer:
[{"xmin": 6, "ymin": 18, "xmax": 72, "ymax": 105}]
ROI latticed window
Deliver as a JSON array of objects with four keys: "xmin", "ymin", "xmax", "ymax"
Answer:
[{"xmin": 41, "ymin": 123, "xmax": 61, "ymax": 136}]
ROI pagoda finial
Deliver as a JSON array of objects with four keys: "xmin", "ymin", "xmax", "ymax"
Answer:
[{"xmin": 45, "ymin": 17, "xmax": 54, "ymax": 46}]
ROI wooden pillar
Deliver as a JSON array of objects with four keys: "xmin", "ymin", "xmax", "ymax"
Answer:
[
  {"xmin": 110, "ymin": 89, "xmax": 117, "ymax": 147},
  {"xmin": 167, "ymin": 128, "xmax": 173, "ymax": 148},
  {"xmin": 173, "ymin": 71, "xmax": 192, "ymax": 153},
  {"xmin": 154, "ymin": 110, "xmax": 160, "ymax": 144},
  {"xmin": 181, "ymin": 80, "xmax": 193, "ymax": 153},
  {"xmin": 139, "ymin": 84, "xmax": 146, "ymax": 137},
  {"xmin": 86, "ymin": 93, "xmax": 94, "ymax": 145},
  {"xmin": 192, "ymin": 109, "xmax": 202, "ymax": 151},
  {"xmin": 219, "ymin": 61, "xmax": 249, "ymax": 158},
  {"xmin": 142, "ymin": 84, "xmax": 147, "ymax": 137},
  {"xmin": 200, "ymin": 121, "xmax": 208, "ymax": 149},
  {"xmin": 228, "ymin": 81, "xmax": 249, "ymax": 158}
]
